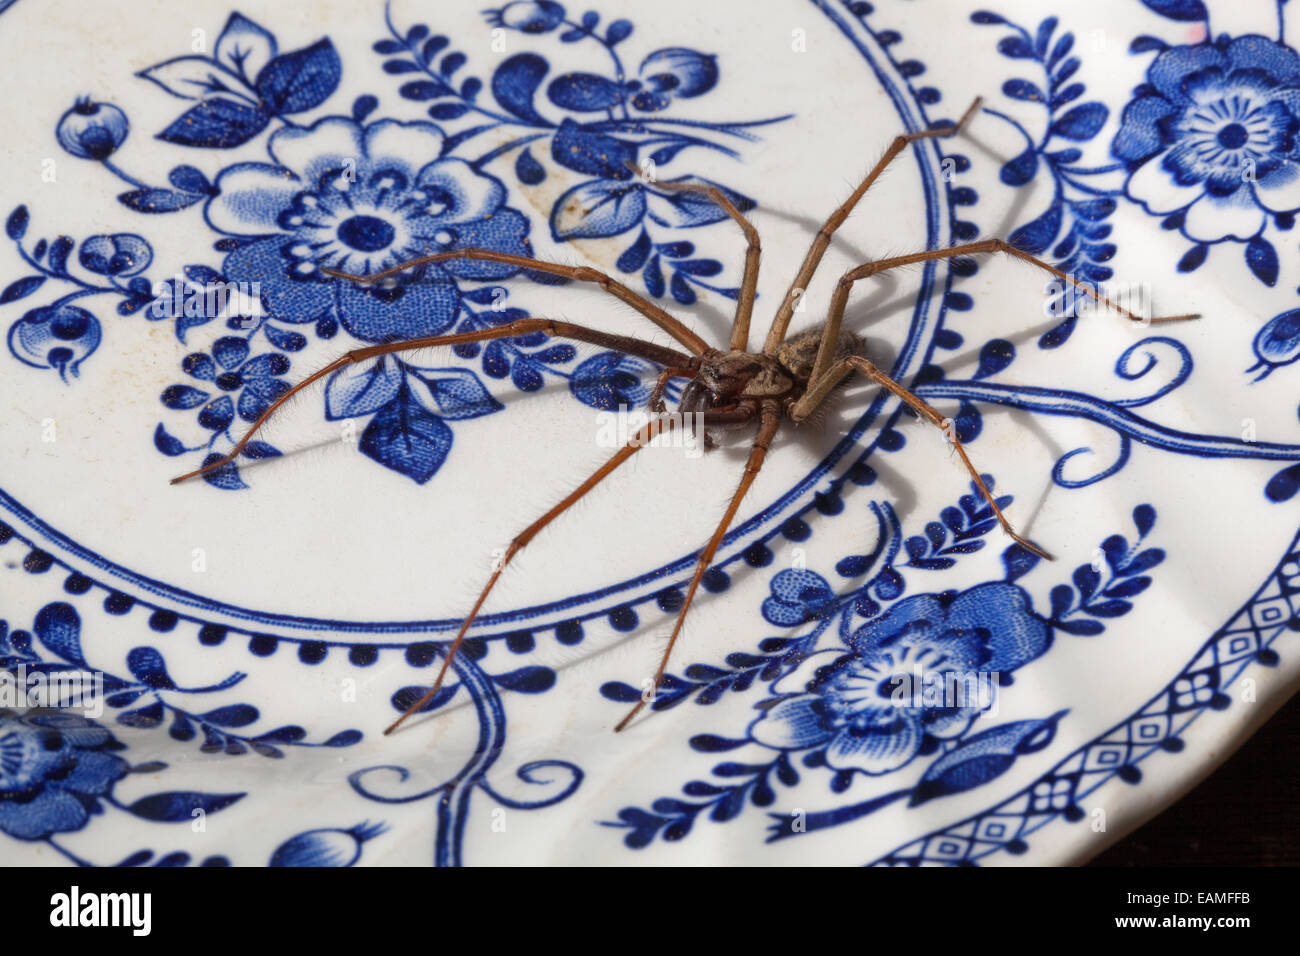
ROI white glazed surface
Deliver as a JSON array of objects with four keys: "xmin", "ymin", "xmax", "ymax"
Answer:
[{"xmin": 1, "ymin": 0, "xmax": 1298, "ymax": 866}]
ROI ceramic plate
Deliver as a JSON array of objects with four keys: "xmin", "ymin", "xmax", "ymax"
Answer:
[{"xmin": 3, "ymin": 0, "xmax": 1300, "ymax": 867}]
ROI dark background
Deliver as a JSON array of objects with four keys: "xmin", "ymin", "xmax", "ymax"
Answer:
[{"xmin": 1090, "ymin": 693, "xmax": 1299, "ymax": 866}]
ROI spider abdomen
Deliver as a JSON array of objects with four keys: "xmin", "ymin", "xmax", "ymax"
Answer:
[{"xmin": 776, "ymin": 325, "xmax": 866, "ymax": 385}]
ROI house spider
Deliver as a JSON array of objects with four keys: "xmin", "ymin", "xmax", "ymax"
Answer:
[{"xmin": 171, "ymin": 97, "xmax": 1195, "ymax": 736}]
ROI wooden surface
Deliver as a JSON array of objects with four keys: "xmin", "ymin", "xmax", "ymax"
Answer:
[{"xmin": 1090, "ymin": 693, "xmax": 1300, "ymax": 866}]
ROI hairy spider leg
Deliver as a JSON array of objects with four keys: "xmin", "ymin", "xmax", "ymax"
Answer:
[
  {"xmin": 807, "ymin": 238, "xmax": 1201, "ymax": 387},
  {"xmin": 384, "ymin": 414, "xmax": 686, "ymax": 735},
  {"xmin": 762, "ymin": 96, "xmax": 985, "ymax": 354},
  {"xmin": 385, "ymin": 403, "xmax": 766, "ymax": 737},
  {"xmin": 615, "ymin": 399, "xmax": 782, "ymax": 732},
  {"xmin": 320, "ymin": 249, "xmax": 709, "ymax": 355},
  {"xmin": 792, "ymin": 354, "xmax": 1052, "ymax": 560},
  {"xmin": 648, "ymin": 367, "xmax": 698, "ymax": 413},
  {"xmin": 626, "ymin": 167, "xmax": 762, "ymax": 352},
  {"xmin": 170, "ymin": 318, "xmax": 696, "ymax": 485}
]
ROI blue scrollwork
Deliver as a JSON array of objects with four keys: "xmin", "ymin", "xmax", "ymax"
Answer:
[
  {"xmin": 605, "ymin": 497, "xmax": 1164, "ymax": 849},
  {"xmin": 350, "ymin": 651, "xmax": 580, "ymax": 866}
]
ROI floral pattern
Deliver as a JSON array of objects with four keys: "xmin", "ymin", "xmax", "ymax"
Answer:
[
  {"xmin": 0, "ymin": 708, "xmax": 129, "ymax": 841},
  {"xmin": 211, "ymin": 118, "xmax": 535, "ymax": 342},
  {"xmin": 750, "ymin": 583, "xmax": 1049, "ymax": 775},
  {"xmin": 1114, "ymin": 34, "xmax": 1300, "ymax": 248},
  {"xmin": 2, "ymin": 0, "xmax": 1300, "ymax": 866},
  {"xmin": 2, "ymin": 6, "xmax": 784, "ymax": 488}
]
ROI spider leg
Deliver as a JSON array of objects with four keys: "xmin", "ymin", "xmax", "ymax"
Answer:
[
  {"xmin": 170, "ymin": 318, "xmax": 697, "ymax": 485},
  {"xmin": 615, "ymin": 399, "xmax": 781, "ymax": 732},
  {"xmin": 627, "ymin": 165, "xmax": 761, "ymax": 352},
  {"xmin": 321, "ymin": 250, "xmax": 709, "ymax": 355},
  {"xmin": 807, "ymin": 238, "xmax": 1201, "ymax": 386},
  {"xmin": 792, "ymin": 355, "xmax": 1052, "ymax": 560},
  {"xmin": 647, "ymin": 367, "xmax": 696, "ymax": 413},
  {"xmin": 763, "ymin": 96, "xmax": 984, "ymax": 354},
  {"xmin": 385, "ymin": 413, "xmax": 682, "ymax": 735},
  {"xmin": 387, "ymin": 404, "xmax": 753, "ymax": 736}
]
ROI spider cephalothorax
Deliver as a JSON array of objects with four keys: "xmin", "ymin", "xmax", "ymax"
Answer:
[
  {"xmin": 173, "ymin": 96, "xmax": 1196, "ymax": 737},
  {"xmin": 676, "ymin": 328, "xmax": 869, "ymax": 431},
  {"xmin": 678, "ymin": 350, "xmax": 789, "ymax": 417}
]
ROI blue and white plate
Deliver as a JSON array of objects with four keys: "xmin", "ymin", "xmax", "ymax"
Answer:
[{"xmin": 3, "ymin": 0, "xmax": 1300, "ymax": 866}]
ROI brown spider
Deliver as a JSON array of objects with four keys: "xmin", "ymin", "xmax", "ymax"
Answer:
[{"xmin": 171, "ymin": 96, "xmax": 1195, "ymax": 736}]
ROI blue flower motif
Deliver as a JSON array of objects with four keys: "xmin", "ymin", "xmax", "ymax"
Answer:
[
  {"xmin": 569, "ymin": 350, "xmax": 679, "ymax": 410},
  {"xmin": 55, "ymin": 98, "xmax": 129, "ymax": 160},
  {"xmin": 269, "ymin": 821, "xmax": 387, "ymax": 866},
  {"xmin": 0, "ymin": 708, "xmax": 129, "ymax": 841},
  {"xmin": 629, "ymin": 48, "xmax": 719, "ymax": 112},
  {"xmin": 483, "ymin": 1, "xmax": 566, "ymax": 34},
  {"xmin": 749, "ymin": 583, "xmax": 1051, "ymax": 775},
  {"xmin": 8, "ymin": 304, "xmax": 102, "ymax": 382},
  {"xmin": 760, "ymin": 569, "xmax": 838, "ymax": 627},
  {"xmin": 1113, "ymin": 34, "xmax": 1300, "ymax": 241},
  {"xmin": 207, "ymin": 117, "xmax": 534, "ymax": 343},
  {"xmin": 1247, "ymin": 307, "xmax": 1300, "ymax": 380},
  {"xmin": 165, "ymin": 335, "xmax": 291, "ymax": 426},
  {"xmin": 78, "ymin": 233, "xmax": 152, "ymax": 276}
]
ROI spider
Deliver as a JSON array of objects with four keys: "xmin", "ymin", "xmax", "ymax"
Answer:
[{"xmin": 171, "ymin": 97, "xmax": 1195, "ymax": 737}]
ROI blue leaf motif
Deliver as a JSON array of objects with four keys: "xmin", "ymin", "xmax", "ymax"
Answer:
[
  {"xmin": 974, "ymin": 339, "xmax": 1015, "ymax": 379},
  {"xmin": 198, "ymin": 453, "xmax": 248, "ymax": 490},
  {"xmin": 0, "ymin": 276, "xmax": 46, "ymax": 304},
  {"xmin": 125, "ymin": 791, "xmax": 245, "ymax": 822},
  {"xmin": 998, "ymin": 36, "xmax": 1037, "ymax": 59},
  {"xmin": 1266, "ymin": 462, "xmax": 1300, "ymax": 502},
  {"xmin": 1001, "ymin": 543, "xmax": 1043, "ymax": 582},
  {"xmin": 156, "ymin": 97, "xmax": 269, "ymax": 148},
  {"xmin": 550, "ymin": 179, "xmax": 646, "ymax": 240},
  {"xmin": 127, "ymin": 647, "xmax": 176, "ymax": 689},
  {"xmin": 359, "ymin": 389, "xmax": 454, "ymax": 484},
  {"xmin": 409, "ymin": 366, "xmax": 504, "ymax": 421},
  {"xmin": 33, "ymin": 602, "xmax": 85, "ymax": 666},
  {"xmin": 324, "ymin": 358, "xmax": 403, "ymax": 420},
  {"xmin": 1246, "ymin": 236, "xmax": 1279, "ymax": 287},
  {"xmin": 199, "ymin": 704, "xmax": 259, "ymax": 728},
  {"xmin": 6, "ymin": 205, "xmax": 29, "ymax": 240},
  {"xmin": 606, "ymin": 19, "xmax": 634, "ymax": 45},
  {"xmin": 551, "ymin": 119, "xmax": 637, "ymax": 178},
  {"xmin": 1000, "ymin": 148, "xmax": 1039, "ymax": 186},
  {"xmin": 241, "ymin": 441, "xmax": 281, "ymax": 460},
  {"xmin": 646, "ymin": 177, "xmax": 756, "ymax": 228},
  {"xmin": 253, "ymin": 39, "xmax": 341, "ymax": 115},
  {"xmin": 1049, "ymin": 102, "xmax": 1107, "ymax": 141},
  {"xmin": 1178, "ymin": 243, "xmax": 1208, "ymax": 272},
  {"xmin": 1133, "ymin": 504, "xmax": 1156, "ymax": 537},
  {"xmin": 1009, "ymin": 203, "xmax": 1063, "ymax": 255},
  {"xmin": 617, "ymin": 229, "xmax": 652, "ymax": 273},
  {"xmin": 548, "ymin": 72, "xmax": 624, "ymax": 111},
  {"xmin": 1138, "ymin": 0, "xmax": 1208, "ymax": 20},
  {"xmin": 1002, "ymin": 78, "xmax": 1046, "ymax": 102},
  {"xmin": 910, "ymin": 711, "xmax": 1067, "ymax": 805},
  {"xmin": 153, "ymin": 422, "xmax": 187, "ymax": 456},
  {"xmin": 515, "ymin": 147, "xmax": 545, "ymax": 185},
  {"xmin": 215, "ymin": 12, "xmax": 278, "ymax": 79},
  {"xmin": 137, "ymin": 56, "xmax": 247, "ymax": 101},
  {"xmin": 494, "ymin": 666, "xmax": 556, "ymax": 693},
  {"xmin": 117, "ymin": 188, "xmax": 206, "ymax": 213},
  {"xmin": 491, "ymin": 53, "xmax": 551, "ymax": 125}
]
